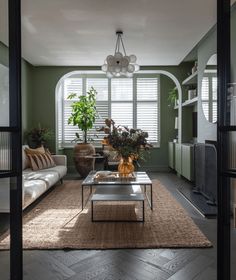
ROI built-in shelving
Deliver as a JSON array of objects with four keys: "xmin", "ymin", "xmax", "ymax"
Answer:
[
  {"xmin": 182, "ymin": 97, "xmax": 198, "ymax": 107},
  {"xmin": 182, "ymin": 71, "xmax": 198, "ymax": 86}
]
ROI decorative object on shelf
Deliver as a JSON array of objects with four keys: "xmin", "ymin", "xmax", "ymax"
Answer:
[
  {"xmin": 168, "ymin": 87, "xmax": 178, "ymax": 106},
  {"xmin": 98, "ymin": 119, "xmax": 151, "ymax": 175},
  {"xmin": 174, "ymin": 117, "xmax": 178, "ymax": 142},
  {"xmin": 27, "ymin": 124, "xmax": 53, "ymax": 148},
  {"xmin": 67, "ymin": 87, "xmax": 98, "ymax": 177},
  {"xmin": 101, "ymin": 31, "xmax": 140, "ymax": 78},
  {"xmin": 192, "ymin": 61, "xmax": 198, "ymax": 74},
  {"xmin": 188, "ymin": 87, "xmax": 197, "ymax": 100},
  {"xmin": 175, "ymin": 117, "xmax": 178, "ymax": 130}
]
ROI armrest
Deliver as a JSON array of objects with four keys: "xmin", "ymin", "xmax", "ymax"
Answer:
[{"xmin": 52, "ymin": 155, "xmax": 67, "ymax": 166}]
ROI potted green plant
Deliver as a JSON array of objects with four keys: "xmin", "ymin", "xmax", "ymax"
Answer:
[
  {"xmin": 27, "ymin": 124, "xmax": 53, "ymax": 148},
  {"xmin": 168, "ymin": 87, "xmax": 178, "ymax": 107},
  {"xmin": 67, "ymin": 87, "xmax": 98, "ymax": 177},
  {"xmin": 100, "ymin": 119, "xmax": 152, "ymax": 176}
]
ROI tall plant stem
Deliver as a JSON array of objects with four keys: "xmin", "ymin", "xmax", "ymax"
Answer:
[{"xmin": 84, "ymin": 130, "xmax": 87, "ymax": 144}]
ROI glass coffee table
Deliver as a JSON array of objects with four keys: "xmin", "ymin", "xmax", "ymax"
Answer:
[{"xmin": 81, "ymin": 171, "xmax": 153, "ymax": 222}]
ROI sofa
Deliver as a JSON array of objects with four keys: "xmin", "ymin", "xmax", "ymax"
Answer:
[{"xmin": 0, "ymin": 145, "xmax": 67, "ymax": 212}]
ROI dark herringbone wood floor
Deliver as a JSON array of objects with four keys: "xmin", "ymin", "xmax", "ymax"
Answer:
[{"xmin": 1, "ymin": 172, "xmax": 235, "ymax": 279}]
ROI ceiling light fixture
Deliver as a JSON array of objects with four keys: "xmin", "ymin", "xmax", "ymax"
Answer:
[{"xmin": 101, "ymin": 31, "xmax": 140, "ymax": 78}]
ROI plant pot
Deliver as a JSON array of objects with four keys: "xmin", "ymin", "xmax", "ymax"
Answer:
[
  {"xmin": 118, "ymin": 157, "xmax": 135, "ymax": 176},
  {"xmin": 73, "ymin": 143, "xmax": 95, "ymax": 178}
]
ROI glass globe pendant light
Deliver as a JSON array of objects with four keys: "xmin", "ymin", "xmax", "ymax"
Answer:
[{"xmin": 101, "ymin": 31, "xmax": 140, "ymax": 78}]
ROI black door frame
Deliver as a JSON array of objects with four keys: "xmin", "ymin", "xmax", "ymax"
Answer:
[
  {"xmin": 9, "ymin": 0, "xmax": 23, "ymax": 277},
  {"xmin": 217, "ymin": 0, "xmax": 231, "ymax": 279}
]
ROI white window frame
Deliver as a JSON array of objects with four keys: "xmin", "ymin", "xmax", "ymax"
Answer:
[{"xmin": 56, "ymin": 72, "xmax": 161, "ymax": 149}]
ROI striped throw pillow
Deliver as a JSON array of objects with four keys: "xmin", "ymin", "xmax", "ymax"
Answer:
[{"xmin": 26, "ymin": 149, "xmax": 56, "ymax": 171}]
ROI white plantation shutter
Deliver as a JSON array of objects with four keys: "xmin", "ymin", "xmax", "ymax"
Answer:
[
  {"xmin": 58, "ymin": 74, "xmax": 160, "ymax": 147},
  {"xmin": 57, "ymin": 85, "xmax": 63, "ymax": 148},
  {"xmin": 212, "ymin": 77, "xmax": 217, "ymax": 122},
  {"xmin": 137, "ymin": 102, "xmax": 158, "ymax": 142},
  {"xmin": 137, "ymin": 78, "xmax": 158, "ymax": 100},
  {"xmin": 202, "ymin": 77, "xmax": 209, "ymax": 101},
  {"xmin": 111, "ymin": 78, "xmax": 133, "ymax": 101},
  {"xmin": 111, "ymin": 78, "xmax": 133, "ymax": 128},
  {"xmin": 86, "ymin": 78, "xmax": 108, "ymax": 101},
  {"xmin": 111, "ymin": 103, "xmax": 133, "ymax": 128},
  {"xmin": 202, "ymin": 77, "xmax": 210, "ymax": 121},
  {"xmin": 137, "ymin": 78, "xmax": 159, "ymax": 144},
  {"xmin": 201, "ymin": 75, "xmax": 217, "ymax": 123},
  {"xmin": 86, "ymin": 78, "xmax": 109, "ymax": 143},
  {"xmin": 64, "ymin": 78, "xmax": 83, "ymax": 99},
  {"xmin": 63, "ymin": 78, "xmax": 83, "ymax": 144}
]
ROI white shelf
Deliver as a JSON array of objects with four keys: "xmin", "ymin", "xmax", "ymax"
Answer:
[
  {"xmin": 182, "ymin": 71, "xmax": 198, "ymax": 86},
  {"xmin": 182, "ymin": 97, "xmax": 198, "ymax": 107}
]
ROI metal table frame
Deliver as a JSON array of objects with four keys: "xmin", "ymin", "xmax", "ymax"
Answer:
[
  {"xmin": 91, "ymin": 185, "xmax": 145, "ymax": 222},
  {"xmin": 81, "ymin": 171, "xmax": 153, "ymax": 210}
]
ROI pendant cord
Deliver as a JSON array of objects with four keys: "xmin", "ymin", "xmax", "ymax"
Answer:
[
  {"xmin": 114, "ymin": 35, "xmax": 119, "ymax": 55},
  {"xmin": 120, "ymin": 35, "xmax": 127, "ymax": 56}
]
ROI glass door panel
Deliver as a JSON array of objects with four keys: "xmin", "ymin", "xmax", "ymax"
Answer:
[{"xmin": 0, "ymin": 0, "xmax": 10, "ymax": 279}]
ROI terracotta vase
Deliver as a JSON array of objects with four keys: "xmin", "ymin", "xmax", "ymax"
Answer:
[
  {"xmin": 73, "ymin": 143, "xmax": 95, "ymax": 178},
  {"xmin": 118, "ymin": 157, "xmax": 134, "ymax": 176}
]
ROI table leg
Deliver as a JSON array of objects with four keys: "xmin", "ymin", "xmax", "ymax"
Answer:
[
  {"xmin": 142, "ymin": 200, "xmax": 145, "ymax": 222},
  {"xmin": 91, "ymin": 200, "xmax": 94, "ymax": 222},
  {"xmin": 150, "ymin": 184, "xmax": 153, "ymax": 210},
  {"xmin": 81, "ymin": 185, "xmax": 84, "ymax": 210},
  {"xmin": 144, "ymin": 184, "xmax": 153, "ymax": 210}
]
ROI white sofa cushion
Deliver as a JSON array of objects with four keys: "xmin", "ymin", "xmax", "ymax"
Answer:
[
  {"xmin": 23, "ymin": 179, "xmax": 47, "ymax": 209},
  {"xmin": 0, "ymin": 147, "xmax": 67, "ymax": 212}
]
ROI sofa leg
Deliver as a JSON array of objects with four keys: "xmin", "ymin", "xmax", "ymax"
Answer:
[{"xmin": 60, "ymin": 179, "xmax": 63, "ymax": 184}]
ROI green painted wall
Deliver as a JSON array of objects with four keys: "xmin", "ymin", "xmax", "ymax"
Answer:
[
  {"xmin": 0, "ymin": 41, "xmax": 33, "ymax": 134},
  {"xmin": 30, "ymin": 64, "xmax": 190, "ymax": 172}
]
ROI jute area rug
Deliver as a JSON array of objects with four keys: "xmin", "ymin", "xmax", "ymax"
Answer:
[{"xmin": 0, "ymin": 180, "xmax": 212, "ymax": 249}]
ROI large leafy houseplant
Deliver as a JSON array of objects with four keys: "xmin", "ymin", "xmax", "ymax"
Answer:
[
  {"xmin": 67, "ymin": 87, "xmax": 97, "ymax": 143},
  {"xmin": 67, "ymin": 87, "xmax": 98, "ymax": 178}
]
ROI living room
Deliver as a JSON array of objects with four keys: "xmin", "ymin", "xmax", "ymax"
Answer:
[{"xmin": 0, "ymin": 0, "xmax": 236, "ymax": 279}]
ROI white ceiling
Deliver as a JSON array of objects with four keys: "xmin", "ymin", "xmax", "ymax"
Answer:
[{"xmin": 0, "ymin": 0, "xmax": 234, "ymax": 66}]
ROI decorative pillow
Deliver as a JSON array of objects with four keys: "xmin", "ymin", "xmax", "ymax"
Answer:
[
  {"xmin": 24, "ymin": 146, "xmax": 45, "ymax": 155},
  {"xmin": 25, "ymin": 148, "xmax": 56, "ymax": 171}
]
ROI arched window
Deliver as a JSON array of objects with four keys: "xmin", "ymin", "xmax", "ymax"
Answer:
[{"xmin": 56, "ymin": 71, "xmax": 161, "ymax": 149}]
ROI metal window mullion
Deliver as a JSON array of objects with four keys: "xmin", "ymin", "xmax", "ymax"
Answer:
[
  {"xmin": 209, "ymin": 77, "xmax": 213, "ymax": 122},
  {"xmin": 108, "ymin": 78, "xmax": 111, "ymax": 118},
  {"xmin": 157, "ymin": 75, "xmax": 161, "ymax": 146},
  {"xmin": 133, "ymin": 76, "xmax": 137, "ymax": 128},
  {"xmin": 62, "ymin": 80, "xmax": 65, "ymax": 147},
  {"xmin": 83, "ymin": 75, "xmax": 87, "ymax": 95}
]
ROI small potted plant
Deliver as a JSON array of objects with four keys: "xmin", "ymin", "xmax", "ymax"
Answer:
[
  {"xmin": 67, "ymin": 87, "xmax": 98, "ymax": 177},
  {"xmin": 168, "ymin": 87, "xmax": 178, "ymax": 107},
  {"xmin": 27, "ymin": 124, "xmax": 53, "ymax": 148}
]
